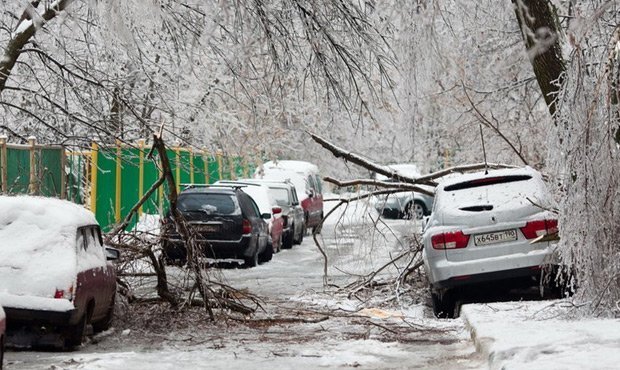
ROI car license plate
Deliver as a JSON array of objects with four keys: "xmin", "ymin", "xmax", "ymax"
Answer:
[
  {"xmin": 474, "ymin": 229, "xmax": 517, "ymax": 246},
  {"xmin": 195, "ymin": 224, "xmax": 219, "ymax": 233}
]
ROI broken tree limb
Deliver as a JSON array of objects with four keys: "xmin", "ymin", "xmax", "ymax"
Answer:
[
  {"xmin": 105, "ymin": 173, "xmax": 166, "ymax": 242},
  {"xmin": 308, "ymin": 132, "xmax": 437, "ymax": 186},
  {"xmin": 153, "ymin": 130, "xmax": 215, "ymax": 320},
  {"xmin": 309, "ymin": 132, "xmax": 516, "ymax": 186},
  {"xmin": 323, "ymin": 177, "xmax": 434, "ymax": 197}
]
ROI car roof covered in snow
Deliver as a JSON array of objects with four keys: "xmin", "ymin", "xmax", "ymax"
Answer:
[
  {"xmin": 0, "ymin": 195, "xmax": 99, "ymax": 300},
  {"xmin": 257, "ymin": 160, "xmax": 319, "ymax": 176}
]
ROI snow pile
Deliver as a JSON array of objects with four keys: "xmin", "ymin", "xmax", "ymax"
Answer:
[
  {"xmin": 461, "ymin": 301, "xmax": 620, "ymax": 369},
  {"xmin": 0, "ymin": 196, "xmax": 95, "ymax": 302}
]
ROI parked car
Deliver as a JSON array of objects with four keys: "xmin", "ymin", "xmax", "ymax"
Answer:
[
  {"xmin": 0, "ymin": 196, "xmax": 119, "ymax": 349},
  {"xmin": 0, "ymin": 305, "xmax": 5, "ymax": 368},
  {"xmin": 255, "ymin": 160, "xmax": 324, "ymax": 232},
  {"xmin": 222, "ymin": 179, "xmax": 305, "ymax": 248},
  {"xmin": 422, "ymin": 167, "xmax": 560, "ymax": 318},
  {"xmin": 373, "ymin": 163, "xmax": 434, "ymax": 220},
  {"xmin": 161, "ymin": 185, "xmax": 271, "ymax": 267},
  {"xmin": 215, "ymin": 180, "xmax": 285, "ymax": 254}
]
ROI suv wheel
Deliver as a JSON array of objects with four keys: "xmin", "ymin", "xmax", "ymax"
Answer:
[
  {"xmin": 259, "ymin": 243, "xmax": 274, "ymax": 263},
  {"xmin": 283, "ymin": 228, "xmax": 294, "ymax": 249},
  {"xmin": 431, "ymin": 289, "xmax": 457, "ymax": 319},
  {"xmin": 244, "ymin": 248, "xmax": 259, "ymax": 267},
  {"xmin": 297, "ymin": 223, "xmax": 306, "ymax": 244}
]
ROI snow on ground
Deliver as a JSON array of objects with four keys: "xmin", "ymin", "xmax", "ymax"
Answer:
[
  {"xmin": 12, "ymin": 196, "xmax": 620, "ymax": 369},
  {"xmin": 461, "ymin": 301, "xmax": 620, "ymax": 370}
]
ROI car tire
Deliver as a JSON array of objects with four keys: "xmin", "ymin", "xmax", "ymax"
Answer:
[
  {"xmin": 431, "ymin": 290, "xmax": 457, "ymax": 319},
  {"xmin": 244, "ymin": 247, "xmax": 260, "ymax": 267},
  {"xmin": 259, "ymin": 243, "xmax": 274, "ymax": 263},
  {"xmin": 405, "ymin": 201, "xmax": 426, "ymax": 220},
  {"xmin": 1, "ymin": 334, "xmax": 4, "ymax": 370},
  {"xmin": 283, "ymin": 228, "xmax": 294, "ymax": 249},
  {"xmin": 64, "ymin": 311, "xmax": 89, "ymax": 349},
  {"xmin": 92, "ymin": 296, "xmax": 115, "ymax": 333},
  {"xmin": 298, "ymin": 223, "xmax": 305, "ymax": 243}
]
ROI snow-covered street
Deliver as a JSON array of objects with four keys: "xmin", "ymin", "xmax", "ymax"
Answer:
[
  {"xmin": 6, "ymin": 198, "xmax": 620, "ymax": 370},
  {"xmin": 4, "ymin": 201, "xmax": 483, "ymax": 369}
]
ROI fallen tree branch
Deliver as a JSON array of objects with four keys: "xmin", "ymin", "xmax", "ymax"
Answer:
[
  {"xmin": 308, "ymin": 132, "xmax": 438, "ymax": 186},
  {"xmin": 324, "ymin": 177, "xmax": 434, "ymax": 196}
]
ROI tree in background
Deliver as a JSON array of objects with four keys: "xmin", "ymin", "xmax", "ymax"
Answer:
[{"xmin": 0, "ymin": 1, "xmax": 395, "ymax": 159}]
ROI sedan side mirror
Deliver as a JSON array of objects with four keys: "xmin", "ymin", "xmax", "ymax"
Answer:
[
  {"xmin": 105, "ymin": 247, "xmax": 120, "ymax": 261},
  {"xmin": 261, "ymin": 213, "xmax": 271, "ymax": 219}
]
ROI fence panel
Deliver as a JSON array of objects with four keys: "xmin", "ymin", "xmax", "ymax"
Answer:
[
  {"xmin": 0, "ymin": 138, "xmax": 64, "ymax": 198},
  {"xmin": 38, "ymin": 147, "xmax": 64, "ymax": 196},
  {"xmin": 70, "ymin": 142, "xmax": 253, "ymax": 231}
]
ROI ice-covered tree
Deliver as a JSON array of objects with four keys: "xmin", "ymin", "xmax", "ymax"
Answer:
[{"xmin": 513, "ymin": 0, "xmax": 620, "ymax": 316}]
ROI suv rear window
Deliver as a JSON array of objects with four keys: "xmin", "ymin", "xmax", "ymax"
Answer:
[
  {"xmin": 269, "ymin": 187, "xmax": 290, "ymax": 206},
  {"xmin": 178, "ymin": 193, "xmax": 238, "ymax": 215},
  {"xmin": 444, "ymin": 175, "xmax": 532, "ymax": 191}
]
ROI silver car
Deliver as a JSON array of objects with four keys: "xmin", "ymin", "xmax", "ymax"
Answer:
[
  {"xmin": 422, "ymin": 167, "xmax": 560, "ymax": 318},
  {"xmin": 373, "ymin": 164, "xmax": 434, "ymax": 220}
]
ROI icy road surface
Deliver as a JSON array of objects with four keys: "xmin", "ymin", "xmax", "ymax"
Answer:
[{"xmin": 5, "ymin": 200, "xmax": 483, "ymax": 369}]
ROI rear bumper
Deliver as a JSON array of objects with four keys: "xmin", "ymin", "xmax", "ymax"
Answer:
[
  {"xmin": 426, "ymin": 248, "xmax": 559, "ymax": 290},
  {"xmin": 164, "ymin": 236, "xmax": 254, "ymax": 260},
  {"xmin": 5, "ymin": 306, "xmax": 78, "ymax": 328}
]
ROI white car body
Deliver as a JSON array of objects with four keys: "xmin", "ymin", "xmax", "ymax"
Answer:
[{"xmin": 422, "ymin": 167, "xmax": 559, "ymax": 317}]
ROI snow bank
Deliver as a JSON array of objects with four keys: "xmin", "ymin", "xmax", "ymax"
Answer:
[{"xmin": 461, "ymin": 301, "xmax": 620, "ymax": 369}]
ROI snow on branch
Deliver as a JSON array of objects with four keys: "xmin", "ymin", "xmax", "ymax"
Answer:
[{"xmin": 309, "ymin": 131, "xmax": 516, "ymax": 187}]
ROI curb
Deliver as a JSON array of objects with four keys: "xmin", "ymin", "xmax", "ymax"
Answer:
[{"xmin": 460, "ymin": 308, "xmax": 494, "ymax": 369}]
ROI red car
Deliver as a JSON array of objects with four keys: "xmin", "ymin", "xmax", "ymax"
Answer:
[
  {"xmin": 0, "ymin": 196, "xmax": 119, "ymax": 349},
  {"xmin": 255, "ymin": 160, "xmax": 324, "ymax": 233}
]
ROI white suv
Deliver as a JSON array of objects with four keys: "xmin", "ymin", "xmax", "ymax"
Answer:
[{"xmin": 422, "ymin": 167, "xmax": 560, "ymax": 318}]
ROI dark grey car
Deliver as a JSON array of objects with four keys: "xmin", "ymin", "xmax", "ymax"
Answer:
[{"xmin": 161, "ymin": 185, "xmax": 271, "ymax": 267}]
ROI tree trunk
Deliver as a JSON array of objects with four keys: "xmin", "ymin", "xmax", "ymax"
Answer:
[{"xmin": 512, "ymin": 0, "xmax": 566, "ymax": 118}]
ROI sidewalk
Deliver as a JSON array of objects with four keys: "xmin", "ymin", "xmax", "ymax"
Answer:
[{"xmin": 460, "ymin": 300, "xmax": 620, "ymax": 369}]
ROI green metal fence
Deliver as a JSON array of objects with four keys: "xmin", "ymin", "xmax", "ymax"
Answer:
[
  {"xmin": 1, "ymin": 137, "xmax": 255, "ymax": 232},
  {"xmin": 88, "ymin": 141, "xmax": 254, "ymax": 231},
  {"xmin": 0, "ymin": 137, "xmax": 65, "ymax": 198}
]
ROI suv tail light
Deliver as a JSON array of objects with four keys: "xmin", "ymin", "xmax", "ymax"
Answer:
[
  {"xmin": 431, "ymin": 231, "xmax": 470, "ymax": 249},
  {"xmin": 242, "ymin": 219, "xmax": 252, "ymax": 234},
  {"xmin": 520, "ymin": 219, "xmax": 558, "ymax": 239}
]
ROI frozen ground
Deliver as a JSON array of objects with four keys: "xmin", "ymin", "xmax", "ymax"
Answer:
[
  {"xmin": 7, "ymin": 198, "xmax": 619, "ymax": 369},
  {"xmin": 4, "ymin": 198, "xmax": 483, "ymax": 369},
  {"xmin": 462, "ymin": 301, "xmax": 620, "ymax": 370}
]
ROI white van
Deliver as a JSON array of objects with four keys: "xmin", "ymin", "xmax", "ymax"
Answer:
[{"xmin": 255, "ymin": 160, "xmax": 324, "ymax": 232}]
